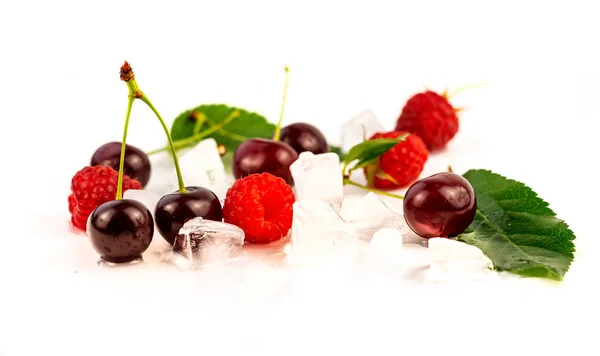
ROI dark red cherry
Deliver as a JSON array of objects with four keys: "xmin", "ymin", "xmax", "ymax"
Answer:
[
  {"xmin": 91, "ymin": 142, "xmax": 151, "ymax": 187},
  {"xmin": 154, "ymin": 186, "xmax": 223, "ymax": 245},
  {"xmin": 403, "ymin": 172, "xmax": 476, "ymax": 238},
  {"xmin": 87, "ymin": 199, "xmax": 154, "ymax": 263},
  {"xmin": 232, "ymin": 138, "xmax": 298, "ymax": 186},
  {"xmin": 278, "ymin": 122, "xmax": 329, "ymax": 155}
]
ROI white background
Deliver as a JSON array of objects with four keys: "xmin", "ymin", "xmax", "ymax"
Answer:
[{"xmin": 1, "ymin": 0, "xmax": 599, "ymax": 355}]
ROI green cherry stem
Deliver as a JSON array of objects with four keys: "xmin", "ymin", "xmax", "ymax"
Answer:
[
  {"xmin": 140, "ymin": 95, "xmax": 187, "ymax": 193},
  {"xmin": 120, "ymin": 61, "xmax": 187, "ymax": 194},
  {"xmin": 115, "ymin": 95, "xmax": 135, "ymax": 200},
  {"xmin": 272, "ymin": 66, "xmax": 290, "ymax": 142},
  {"xmin": 343, "ymin": 178, "xmax": 404, "ymax": 200},
  {"xmin": 145, "ymin": 111, "xmax": 241, "ymax": 156}
]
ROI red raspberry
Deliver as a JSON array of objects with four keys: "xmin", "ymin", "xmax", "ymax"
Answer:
[
  {"xmin": 395, "ymin": 90, "xmax": 459, "ymax": 151},
  {"xmin": 68, "ymin": 165, "xmax": 142, "ymax": 231},
  {"xmin": 223, "ymin": 172, "xmax": 295, "ymax": 244},
  {"xmin": 364, "ymin": 131, "xmax": 428, "ymax": 190}
]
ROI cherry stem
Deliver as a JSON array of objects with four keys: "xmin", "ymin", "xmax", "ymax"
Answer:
[
  {"xmin": 146, "ymin": 111, "xmax": 240, "ymax": 156},
  {"xmin": 343, "ymin": 178, "xmax": 404, "ymax": 200},
  {"xmin": 272, "ymin": 66, "xmax": 290, "ymax": 142},
  {"xmin": 115, "ymin": 95, "xmax": 135, "ymax": 200},
  {"xmin": 139, "ymin": 95, "xmax": 187, "ymax": 193},
  {"xmin": 120, "ymin": 62, "xmax": 186, "ymax": 193}
]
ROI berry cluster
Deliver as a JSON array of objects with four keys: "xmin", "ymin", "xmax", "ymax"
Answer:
[{"xmin": 71, "ymin": 62, "xmax": 476, "ymax": 265}]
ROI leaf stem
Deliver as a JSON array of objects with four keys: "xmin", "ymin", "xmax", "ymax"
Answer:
[
  {"xmin": 343, "ymin": 178, "xmax": 404, "ymax": 200},
  {"xmin": 146, "ymin": 111, "xmax": 241, "ymax": 156},
  {"xmin": 192, "ymin": 112, "xmax": 207, "ymax": 134},
  {"xmin": 203, "ymin": 116, "xmax": 247, "ymax": 142},
  {"xmin": 115, "ymin": 95, "xmax": 135, "ymax": 200},
  {"xmin": 272, "ymin": 66, "xmax": 289, "ymax": 142}
]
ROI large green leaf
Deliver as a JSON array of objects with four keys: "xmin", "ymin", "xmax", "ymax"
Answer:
[
  {"xmin": 170, "ymin": 104, "xmax": 276, "ymax": 153},
  {"xmin": 457, "ymin": 169, "xmax": 576, "ymax": 281}
]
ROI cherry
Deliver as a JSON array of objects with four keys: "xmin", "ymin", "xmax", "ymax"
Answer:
[
  {"xmin": 155, "ymin": 186, "xmax": 223, "ymax": 245},
  {"xmin": 232, "ymin": 66, "xmax": 299, "ymax": 186},
  {"xmin": 278, "ymin": 122, "xmax": 329, "ymax": 155},
  {"xmin": 87, "ymin": 199, "xmax": 153, "ymax": 263},
  {"xmin": 403, "ymin": 172, "xmax": 477, "ymax": 238},
  {"xmin": 91, "ymin": 141, "xmax": 151, "ymax": 187},
  {"xmin": 232, "ymin": 139, "xmax": 298, "ymax": 185}
]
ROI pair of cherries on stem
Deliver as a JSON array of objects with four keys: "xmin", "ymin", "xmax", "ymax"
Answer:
[{"xmin": 87, "ymin": 62, "xmax": 222, "ymax": 264}]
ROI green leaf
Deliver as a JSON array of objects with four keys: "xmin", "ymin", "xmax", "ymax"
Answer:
[
  {"xmin": 170, "ymin": 104, "xmax": 275, "ymax": 153},
  {"xmin": 457, "ymin": 169, "xmax": 576, "ymax": 281},
  {"xmin": 342, "ymin": 134, "xmax": 408, "ymax": 172}
]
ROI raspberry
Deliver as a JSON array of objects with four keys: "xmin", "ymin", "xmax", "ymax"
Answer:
[
  {"xmin": 223, "ymin": 172, "xmax": 295, "ymax": 244},
  {"xmin": 68, "ymin": 165, "xmax": 142, "ymax": 231},
  {"xmin": 395, "ymin": 90, "xmax": 459, "ymax": 151},
  {"xmin": 364, "ymin": 131, "xmax": 428, "ymax": 190}
]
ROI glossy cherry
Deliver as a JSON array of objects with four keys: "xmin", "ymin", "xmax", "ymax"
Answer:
[
  {"xmin": 278, "ymin": 122, "xmax": 329, "ymax": 155},
  {"xmin": 87, "ymin": 199, "xmax": 154, "ymax": 263},
  {"xmin": 91, "ymin": 142, "xmax": 151, "ymax": 187},
  {"xmin": 232, "ymin": 138, "xmax": 298, "ymax": 186},
  {"xmin": 403, "ymin": 172, "xmax": 476, "ymax": 238},
  {"xmin": 154, "ymin": 186, "xmax": 223, "ymax": 245}
]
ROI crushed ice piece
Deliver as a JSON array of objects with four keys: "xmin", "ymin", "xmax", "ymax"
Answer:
[
  {"xmin": 425, "ymin": 238, "xmax": 495, "ymax": 283},
  {"xmin": 123, "ymin": 189, "xmax": 161, "ymax": 212},
  {"xmin": 97, "ymin": 257, "xmax": 144, "ymax": 268},
  {"xmin": 290, "ymin": 200, "xmax": 359, "ymax": 263},
  {"xmin": 289, "ymin": 151, "xmax": 344, "ymax": 212},
  {"xmin": 345, "ymin": 192, "xmax": 410, "ymax": 241},
  {"xmin": 340, "ymin": 109, "xmax": 385, "ymax": 153},
  {"xmin": 171, "ymin": 217, "xmax": 245, "ymax": 268},
  {"xmin": 174, "ymin": 138, "xmax": 230, "ymax": 199}
]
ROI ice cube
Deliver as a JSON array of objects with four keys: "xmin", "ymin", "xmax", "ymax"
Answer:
[
  {"xmin": 345, "ymin": 192, "xmax": 410, "ymax": 241},
  {"xmin": 123, "ymin": 189, "xmax": 161, "ymax": 212},
  {"xmin": 366, "ymin": 228, "xmax": 404, "ymax": 265},
  {"xmin": 171, "ymin": 217, "xmax": 245, "ymax": 268},
  {"xmin": 340, "ymin": 109, "xmax": 385, "ymax": 153},
  {"xmin": 425, "ymin": 238, "xmax": 495, "ymax": 283},
  {"xmin": 289, "ymin": 152, "xmax": 344, "ymax": 212},
  {"xmin": 175, "ymin": 138, "xmax": 230, "ymax": 199},
  {"xmin": 290, "ymin": 200, "xmax": 359, "ymax": 263}
]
